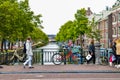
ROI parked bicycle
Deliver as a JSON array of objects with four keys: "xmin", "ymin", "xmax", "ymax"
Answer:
[
  {"xmin": 9, "ymin": 48, "xmax": 25, "ymax": 65},
  {"xmin": 51, "ymin": 47, "xmax": 81, "ymax": 65},
  {"xmin": 98, "ymin": 48, "xmax": 108, "ymax": 65}
]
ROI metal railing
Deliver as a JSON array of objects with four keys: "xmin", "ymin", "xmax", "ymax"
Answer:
[
  {"xmin": 0, "ymin": 48, "xmax": 114, "ymax": 65},
  {"xmin": 33, "ymin": 49, "xmax": 59, "ymax": 65}
]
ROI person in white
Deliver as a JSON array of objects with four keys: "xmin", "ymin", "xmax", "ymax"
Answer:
[{"xmin": 23, "ymin": 37, "xmax": 34, "ymax": 68}]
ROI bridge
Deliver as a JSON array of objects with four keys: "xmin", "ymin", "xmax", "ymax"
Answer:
[
  {"xmin": 0, "ymin": 43, "xmax": 120, "ymax": 80},
  {"xmin": 48, "ymin": 34, "xmax": 56, "ymax": 42},
  {"xmin": 0, "ymin": 64, "xmax": 120, "ymax": 80}
]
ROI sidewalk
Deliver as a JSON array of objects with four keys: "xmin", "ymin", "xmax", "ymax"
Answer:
[{"xmin": 0, "ymin": 64, "xmax": 120, "ymax": 74}]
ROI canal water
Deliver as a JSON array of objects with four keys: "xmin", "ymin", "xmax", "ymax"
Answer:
[{"xmin": 40, "ymin": 42, "xmax": 59, "ymax": 50}]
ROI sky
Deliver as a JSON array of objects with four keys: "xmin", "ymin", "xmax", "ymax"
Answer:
[{"xmin": 29, "ymin": 0, "xmax": 116, "ymax": 35}]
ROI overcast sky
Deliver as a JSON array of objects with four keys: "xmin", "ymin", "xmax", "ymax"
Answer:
[{"xmin": 29, "ymin": 0, "xmax": 116, "ymax": 35}]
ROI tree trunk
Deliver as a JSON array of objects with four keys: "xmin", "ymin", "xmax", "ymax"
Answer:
[{"xmin": 1, "ymin": 39, "xmax": 4, "ymax": 52}]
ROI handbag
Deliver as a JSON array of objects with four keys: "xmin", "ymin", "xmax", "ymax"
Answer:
[
  {"xmin": 112, "ymin": 54, "xmax": 116, "ymax": 61},
  {"xmin": 86, "ymin": 54, "xmax": 92, "ymax": 60}
]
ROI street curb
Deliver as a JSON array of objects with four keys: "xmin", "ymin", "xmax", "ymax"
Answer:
[{"xmin": 0, "ymin": 70, "xmax": 120, "ymax": 74}]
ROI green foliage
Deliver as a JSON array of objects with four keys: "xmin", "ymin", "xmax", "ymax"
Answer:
[
  {"xmin": 56, "ymin": 8, "xmax": 89, "ymax": 45},
  {"xmin": 56, "ymin": 8, "xmax": 101, "ymax": 46},
  {"xmin": 0, "ymin": 0, "xmax": 48, "ymax": 43},
  {"xmin": 56, "ymin": 20, "xmax": 77, "ymax": 42},
  {"xmin": 86, "ymin": 17, "xmax": 102, "ymax": 42},
  {"xmin": 74, "ymin": 8, "xmax": 88, "ymax": 36}
]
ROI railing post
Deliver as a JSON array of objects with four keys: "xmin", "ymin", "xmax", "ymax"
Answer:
[
  {"xmin": 80, "ymin": 48, "xmax": 83, "ymax": 64},
  {"xmin": 41, "ymin": 49, "xmax": 44, "ymax": 65}
]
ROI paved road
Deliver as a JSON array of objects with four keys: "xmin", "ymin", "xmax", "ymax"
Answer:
[
  {"xmin": 0, "ymin": 64, "xmax": 120, "ymax": 80},
  {"xmin": 1, "ymin": 73, "xmax": 120, "ymax": 80}
]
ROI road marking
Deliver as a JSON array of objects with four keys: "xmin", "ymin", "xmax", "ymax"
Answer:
[{"xmin": 36, "ymin": 75, "xmax": 44, "ymax": 78}]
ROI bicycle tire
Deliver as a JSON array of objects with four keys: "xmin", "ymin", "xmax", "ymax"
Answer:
[
  {"xmin": 51, "ymin": 53, "xmax": 63, "ymax": 65},
  {"xmin": 98, "ymin": 57, "xmax": 108, "ymax": 65}
]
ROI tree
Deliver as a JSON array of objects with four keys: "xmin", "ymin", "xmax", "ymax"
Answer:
[
  {"xmin": 56, "ymin": 8, "xmax": 89, "ymax": 46},
  {"xmin": 0, "ymin": 0, "xmax": 48, "ymax": 51},
  {"xmin": 0, "ymin": 0, "xmax": 46, "ymax": 41},
  {"xmin": 74, "ymin": 8, "xmax": 88, "ymax": 46},
  {"xmin": 56, "ymin": 20, "xmax": 78, "ymax": 42},
  {"xmin": 86, "ymin": 17, "xmax": 102, "ymax": 42}
]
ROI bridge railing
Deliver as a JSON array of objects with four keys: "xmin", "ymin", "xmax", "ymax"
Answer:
[
  {"xmin": 33, "ymin": 48, "xmax": 87, "ymax": 65},
  {"xmin": 33, "ymin": 48, "xmax": 60, "ymax": 65},
  {"xmin": 0, "ymin": 48, "xmax": 113, "ymax": 65}
]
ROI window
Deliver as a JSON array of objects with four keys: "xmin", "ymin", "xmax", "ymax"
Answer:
[
  {"xmin": 118, "ymin": 27, "xmax": 120, "ymax": 35},
  {"xmin": 118, "ymin": 13, "xmax": 120, "ymax": 21},
  {"xmin": 113, "ymin": 27, "xmax": 117, "ymax": 35},
  {"xmin": 105, "ymin": 21, "xmax": 108, "ymax": 28},
  {"xmin": 112, "ymin": 14, "xmax": 117, "ymax": 22}
]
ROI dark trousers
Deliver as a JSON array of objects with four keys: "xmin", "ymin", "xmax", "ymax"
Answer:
[
  {"xmin": 116, "ymin": 55, "xmax": 120, "ymax": 64},
  {"xmin": 112, "ymin": 53, "xmax": 117, "ymax": 64}
]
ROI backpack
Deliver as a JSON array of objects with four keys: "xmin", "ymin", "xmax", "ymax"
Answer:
[{"xmin": 23, "ymin": 42, "xmax": 26, "ymax": 53}]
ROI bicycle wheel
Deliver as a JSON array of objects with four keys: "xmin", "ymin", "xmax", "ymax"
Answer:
[
  {"xmin": 98, "ymin": 57, "xmax": 108, "ymax": 65},
  {"xmin": 51, "ymin": 53, "xmax": 63, "ymax": 65}
]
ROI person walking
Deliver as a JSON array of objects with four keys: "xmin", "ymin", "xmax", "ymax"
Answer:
[
  {"xmin": 87, "ymin": 39, "xmax": 96, "ymax": 64},
  {"xmin": 111, "ymin": 38, "xmax": 117, "ymax": 64},
  {"xmin": 23, "ymin": 36, "xmax": 34, "ymax": 69},
  {"xmin": 116, "ymin": 38, "xmax": 120, "ymax": 64}
]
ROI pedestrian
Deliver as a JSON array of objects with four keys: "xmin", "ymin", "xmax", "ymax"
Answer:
[
  {"xmin": 115, "ymin": 38, "xmax": 120, "ymax": 68},
  {"xmin": 87, "ymin": 39, "xmax": 96, "ymax": 64},
  {"xmin": 116, "ymin": 38, "xmax": 120, "ymax": 64},
  {"xmin": 111, "ymin": 38, "xmax": 117, "ymax": 64},
  {"xmin": 23, "ymin": 36, "xmax": 34, "ymax": 69}
]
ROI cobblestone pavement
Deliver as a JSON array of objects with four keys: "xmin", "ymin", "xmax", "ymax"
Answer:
[{"xmin": 0, "ymin": 64, "xmax": 120, "ymax": 80}]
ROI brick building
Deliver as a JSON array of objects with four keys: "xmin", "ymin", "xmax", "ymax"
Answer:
[{"xmin": 87, "ymin": 0, "xmax": 120, "ymax": 48}]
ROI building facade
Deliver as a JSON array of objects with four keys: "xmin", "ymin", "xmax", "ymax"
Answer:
[{"xmin": 87, "ymin": 0, "xmax": 120, "ymax": 48}]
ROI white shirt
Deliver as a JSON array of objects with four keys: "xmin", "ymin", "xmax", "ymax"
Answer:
[{"xmin": 26, "ymin": 40, "xmax": 33, "ymax": 56}]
